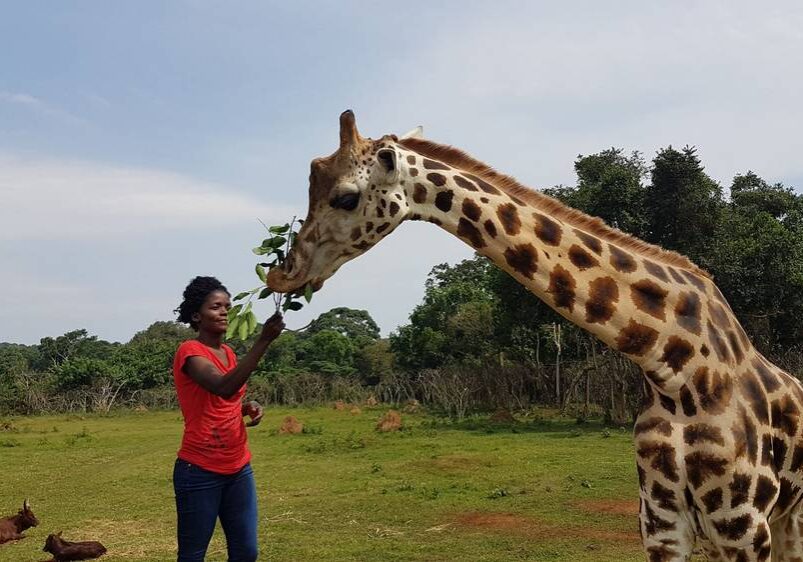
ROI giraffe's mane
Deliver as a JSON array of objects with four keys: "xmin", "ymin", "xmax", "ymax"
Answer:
[{"xmin": 399, "ymin": 137, "xmax": 711, "ymax": 279}]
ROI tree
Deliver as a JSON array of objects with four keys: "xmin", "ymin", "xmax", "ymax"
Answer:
[
  {"xmin": 306, "ymin": 307, "xmax": 380, "ymax": 348},
  {"xmin": 644, "ymin": 146, "xmax": 724, "ymax": 264}
]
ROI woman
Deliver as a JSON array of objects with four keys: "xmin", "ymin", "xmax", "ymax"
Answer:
[{"xmin": 172, "ymin": 276, "xmax": 284, "ymax": 562}]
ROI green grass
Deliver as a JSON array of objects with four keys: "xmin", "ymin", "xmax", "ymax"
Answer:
[{"xmin": 0, "ymin": 407, "xmax": 652, "ymax": 561}]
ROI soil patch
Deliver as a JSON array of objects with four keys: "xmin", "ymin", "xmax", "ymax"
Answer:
[
  {"xmin": 574, "ymin": 499, "xmax": 639, "ymax": 517},
  {"xmin": 453, "ymin": 511, "xmax": 639, "ymax": 543},
  {"xmin": 278, "ymin": 415, "xmax": 304, "ymax": 434},
  {"xmin": 376, "ymin": 410, "xmax": 402, "ymax": 432}
]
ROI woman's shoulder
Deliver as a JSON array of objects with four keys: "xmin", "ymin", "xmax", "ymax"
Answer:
[{"xmin": 176, "ymin": 339, "xmax": 205, "ymax": 355}]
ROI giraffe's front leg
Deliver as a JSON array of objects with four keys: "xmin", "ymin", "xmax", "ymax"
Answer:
[{"xmin": 639, "ymin": 487, "xmax": 696, "ymax": 561}]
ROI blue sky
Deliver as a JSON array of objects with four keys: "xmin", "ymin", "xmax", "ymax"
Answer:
[{"xmin": 2, "ymin": 1, "xmax": 802, "ymax": 344}]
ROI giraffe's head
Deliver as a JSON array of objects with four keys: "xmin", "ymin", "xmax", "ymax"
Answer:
[{"xmin": 267, "ymin": 110, "xmax": 415, "ymax": 293}]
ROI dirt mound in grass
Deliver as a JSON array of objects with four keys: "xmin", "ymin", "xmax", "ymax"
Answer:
[
  {"xmin": 365, "ymin": 395, "xmax": 378, "ymax": 406},
  {"xmin": 278, "ymin": 415, "xmax": 304, "ymax": 434},
  {"xmin": 376, "ymin": 410, "xmax": 402, "ymax": 432},
  {"xmin": 574, "ymin": 499, "xmax": 639, "ymax": 516},
  {"xmin": 333, "ymin": 400, "xmax": 346, "ymax": 411},
  {"xmin": 350, "ymin": 406, "xmax": 362, "ymax": 415},
  {"xmin": 489, "ymin": 409, "xmax": 516, "ymax": 423},
  {"xmin": 453, "ymin": 511, "xmax": 638, "ymax": 543}
]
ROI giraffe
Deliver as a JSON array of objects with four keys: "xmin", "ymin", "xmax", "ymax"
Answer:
[{"xmin": 266, "ymin": 110, "xmax": 803, "ymax": 561}]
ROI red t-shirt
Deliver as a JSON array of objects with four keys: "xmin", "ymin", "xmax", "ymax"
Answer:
[{"xmin": 172, "ymin": 340, "xmax": 251, "ymax": 474}]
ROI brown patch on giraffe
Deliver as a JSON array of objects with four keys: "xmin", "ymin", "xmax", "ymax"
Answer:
[
  {"xmin": 365, "ymin": 221, "xmax": 374, "ymax": 233},
  {"xmin": 568, "ymin": 244, "xmax": 599, "ymax": 270},
  {"xmin": 616, "ymin": 320, "xmax": 659, "ymax": 356},
  {"xmin": 534, "ymin": 213, "xmax": 562, "ymax": 246},
  {"xmin": 659, "ymin": 393, "xmax": 676, "ymax": 415},
  {"xmin": 435, "ymin": 190, "xmax": 454, "ymax": 212},
  {"xmin": 389, "ymin": 201, "xmax": 400, "ymax": 217},
  {"xmin": 674, "ymin": 292, "xmax": 702, "ymax": 336},
  {"xmin": 650, "ymin": 482, "xmax": 678, "ymax": 511},
  {"xmin": 480, "ymin": 197, "xmax": 489, "ymax": 203},
  {"xmin": 643, "ymin": 502, "xmax": 676, "ymax": 535},
  {"xmin": 350, "ymin": 226, "xmax": 362, "ymax": 241},
  {"xmin": 642, "ymin": 259, "xmax": 670, "ymax": 282},
  {"xmin": 427, "ymin": 172, "xmax": 447, "ymax": 187},
  {"xmin": 729, "ymin": 473, "xmax": 752, "ymax": 508},
  {"xmin": 352, "ymin": 241, "xmax": 372, "ymax": 251},
  {"xmin": 463, "ymin": 173, "xmax": 501, "ymax": 195},
  {"xmin": 462, "ymin": 198, "xmax": 481, "ymax": 222},
  {"xmin": 753, "ymin": 358, "xmax": 781, "ymax": 393},
  {"xmin": 637, "ymin": 441, "xmax": 679, "ymax": 483},
  {"xmin": 428, "ymin": 217, "xmax": 442, "ymax": 226},
  {"xmin": 772, "ymin": 436, "xmax": 788, "ymax": 473},
  {"xmin": 496, "ymin": 203, "xmax": 521, "ymax": 235},
  {"xmin": 700, "ymin": 344, "xmax": 710, "ymax": 357},
  {"xmin": 585, "ymin": 276, "xmax": 619, "ymax": 325},
  {"xmin": 708, "ymin": 301, "xmax": 732, "ymax": 330},
  {"xmin": 457, "ymin": 218, "xmax": 486, "ymax": 249},
  {"xmin": 634, "ymin": 417, "xmax": 673, "ymax": 437},
  {"xmin": 713, "ymin": 513, "xmax": 752, "ymax": 541},
  {"xmin": 740, "ymin": 372, "xmax": 769, "ymax": 424},
  {"xmin": 375, "ymin": 222, "xmax": 391, "ymax": 234},
  {"xmin": 509, "ymin": 194, "xmax": 526, "ymax": 206},
  {"xmin": 792, "ymin": 446, "xmax": 803, "ymax": 472},
  {"xmin": 503, "ymin": 243, "xmax": 538, "ymax": 279},
  {"xmin": 668, "ymin": 267, "xmax": 687, "ymax": 284},
  {"xmin": 409, "ymin": 167, "xmax": 419, "ymax": 177},
  {"xmin": 707, "ymin": 321, "xmax": 732, "ymax": 363},
  {"xmin": 753, "ymin": 523, "xmax": 771, "ymax": 561},
  {"xmin": 406, "ymin": 155, "xmax": 416, "ymax": 165},
  {"xmin": 771, "ymin": 395, "xmax": 799, "ymax": 437},
  {"xmin": 631, "ymin": 279, "xmax": 669, "ymax": 320},
  {"xmin": 547, "ymin": 264, "xmax": 576, "ymax": 312},
  {"xmin": 776, "ymin": 477, "xmax": 800, "ymax": 512},
  {"xmin": 423, "ymin": 158, "xmax": 450, "ymax": 171},
  {"xmin": 679, "ymin": 385, "xmax": 697, "ymax": 416},
  {"xmin": 727, "ymin": 332, "xmax": 744, "ymax": 364},
  {"xmin": 452, "ymin": 511, "xmax": 639, "ymax": 543},
  {"xmin": 683, "ymin": 424, "xmax": 725, "ymax": 447},
  {"xmin": 483, "ymin": 219, "xmax": 497, "ymax": 238},
  {"xmin": 609, "ymin": 244, "xmax": 637, "ymax": 273},
  {"xmin": 685, "ymin": 451, "xmax": 728, "ymax": 488},
  {"xmin": 574, "ymin": 229, "xmax": 602, "ymax": 255},
  {"xmin": 660, "ymin": 336, "xmax": 695, "ymax": 373},
  {"xmin": 573, "ymin": 499, "xmax": 639, "ymax": 516},
  {"xmin": 646, "ymin": 544, "xmax": 680, "ymax": 562},
  {"xmin": 453, "ymin": 175, "xmax": 478, "ymax": 192},
  {"xmin": 413, "ymin": 183, "xmax": 427, "ymax": 204},
  {"xmin": 753, "ymin": 475, "xmax": 778, "ymax": 513},
  {"xmin": 701, "ymin": 487, "xmax": 723, "ymax": 513},
  {"xmin": 732, "ymin": 407, "xmax": 758, "ymax": 465},
  {"xmin": 681, "ymin": 270, "xmax": 707, "ymax": 291}
]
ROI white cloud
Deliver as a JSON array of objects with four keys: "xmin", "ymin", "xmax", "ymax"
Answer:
[
  {"xmin": 0, "ymin": 153, "xmax": 296, "ymax": 241},
  {"xmin": 0, "ymin": 91, "xmax": 86, "ymax": 126}
]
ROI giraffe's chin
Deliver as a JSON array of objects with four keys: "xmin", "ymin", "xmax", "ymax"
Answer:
[{"xmin": 266, "ymin": 267, "xmax": 325, "ymax": 295}]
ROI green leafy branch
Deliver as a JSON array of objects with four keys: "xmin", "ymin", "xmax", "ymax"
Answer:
[{"xmin": 226, "ymin": 217, "xmax": 314, "ymax": 341}]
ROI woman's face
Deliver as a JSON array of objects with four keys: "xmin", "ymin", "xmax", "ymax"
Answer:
[{"xmin": 194, "ymin": 290, "xmax": 231, "ymax": 334}]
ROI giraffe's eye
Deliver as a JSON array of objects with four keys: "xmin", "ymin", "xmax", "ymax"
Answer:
[{"xmin": 330, "ymin": 192, "xmax": 360, "ymax": 211}]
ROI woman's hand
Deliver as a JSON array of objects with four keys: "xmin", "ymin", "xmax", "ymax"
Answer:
[
  {"xmin": 242, "ymin": 400, "xmax": 264, "ymax": 427},
  {"xmin": 259, "ymin": 312, "xmax": 285, "ymax": 343}
]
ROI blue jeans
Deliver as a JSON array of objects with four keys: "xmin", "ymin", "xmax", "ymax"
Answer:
[{"xmin": 173, "ymin": 459, "xmax": 258, "ymax": 562}]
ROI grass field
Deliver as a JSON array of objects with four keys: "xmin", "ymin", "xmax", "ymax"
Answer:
[{"xmin": 0, "ymin": 406, "xmax": 657, "ymax": 561}]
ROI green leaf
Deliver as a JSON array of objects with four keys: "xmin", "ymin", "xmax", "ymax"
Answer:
[
  {"xmin": 269, "ymin": 224, "xmax": 290, "ymax": 234},
  {"xmin": 259, "ymin": 287, "xmax": 273, "ymax": 299},
  {"xmin": 233, "ymin": 291, "xmax": 250, "ymax": 301},
  {"xmin": 270, "ymin": 236, "xmax": 287, "ymax": 248},
  {"xmin": 304, "ymin": 283, "xmax": 314, "ymax": 303},
  {"xmin": 238, "ymin": 317, "xmax": 249, "ymax": 341},
  {"xmin": 228, "ymin": 304, "xmax": 243, "ymax": 320},
  {"xmin": 287, "ymin": 301, "xmax": 303, "ymax": 311},
  {"xmin": 226, "ymin": 315, "xmax": 240, "ymax": 340},
  {"xmin": 252, "ymin": 247, "xmax": 268, "ymax": 255},
  {"xmin": 255, "ymin": 264, "xmax": 267, "ymax": 283},
  {"xmin": 246, "ymin": 311, "xmax": 257, "ymax": 335}
]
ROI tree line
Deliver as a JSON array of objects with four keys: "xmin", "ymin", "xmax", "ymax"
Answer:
[{"xmin": 2, "ymin": 145, "xmax": 802, "ymax": 419}]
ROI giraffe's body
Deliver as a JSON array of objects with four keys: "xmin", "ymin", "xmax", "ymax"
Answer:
[{"xmin": 267, "ymin": 111, "xmax": 803, "ymax": 561}]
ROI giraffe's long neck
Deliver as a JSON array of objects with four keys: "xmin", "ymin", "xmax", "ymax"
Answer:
[{"xmin": 400, "ymin": 146, "xmax": 754, "ymax": 394}]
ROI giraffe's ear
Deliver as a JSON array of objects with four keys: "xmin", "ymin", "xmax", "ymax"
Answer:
[
  {"xmin": 400, "ymin": 126, "xmax": 423, "ymax": 140},
  {"xmin": 377, "ymin": 149, "xmax": 399, "ymax": 183}
]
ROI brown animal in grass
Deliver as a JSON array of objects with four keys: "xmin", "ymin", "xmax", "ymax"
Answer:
[
  {"xmin": 43, "ymin": 532, "xmax": 107, "ymax": 561},
  {"xmin": 0, "ymin": 499, "xmax": 39, "ymax": 544}
]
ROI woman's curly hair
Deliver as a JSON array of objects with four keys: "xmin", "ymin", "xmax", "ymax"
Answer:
[{"xmin": 175, "ymin": 276, "xmax": 230, "ymax": 330}]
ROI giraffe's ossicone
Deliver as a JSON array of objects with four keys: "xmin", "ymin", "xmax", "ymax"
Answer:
[{"xmin": 267, "ymin": 110, "xmax": 803, "ymax": 562}]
